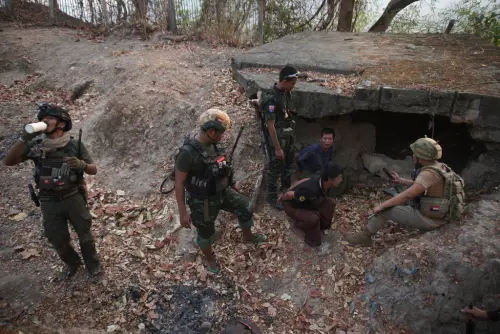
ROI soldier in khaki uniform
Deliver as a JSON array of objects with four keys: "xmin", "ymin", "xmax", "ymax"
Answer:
[
  {"xmin": 346, "ymin": 137, "xmax": 465, "ymax": 247},
  {"xmin": 3, "ymin": 103, "xmax": 101, "ymax": 279},
  {"xmin": 175, "ymin": 109, "xmax": 266, "ymax": 273}
]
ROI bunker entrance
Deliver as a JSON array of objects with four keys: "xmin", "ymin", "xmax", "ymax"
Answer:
[{"xmin": 350, "ymin": 110, "xmax": 485, "ymax": 173}]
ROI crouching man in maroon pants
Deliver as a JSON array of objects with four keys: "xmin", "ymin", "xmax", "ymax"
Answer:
[{"xmin": 278, "ymin": 162, "xmax": 343, "ymax": 247}]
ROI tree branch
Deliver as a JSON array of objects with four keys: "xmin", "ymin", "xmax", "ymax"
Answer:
[
  {"xmin": 369, "ymin": 0, "xmax": 419, "ymax": 32},
  {"xmin": 296, "ymin": 0, "xmax": 326, "ymax": 30}
]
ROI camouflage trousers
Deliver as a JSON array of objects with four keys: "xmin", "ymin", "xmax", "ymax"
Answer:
[
  {"xmin": 266, "ymin": 134, "xmax": 295, "ymax": 200},
  {"xmin": 188, "ymin": 187, "xmax": 254, "ymax": 248},
  {"xmin": 40, "ymin": 192, "xmax": 100, "ymax": 270}
]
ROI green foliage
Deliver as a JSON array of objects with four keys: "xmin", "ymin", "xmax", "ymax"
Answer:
[
  {"xmin": 263, "ymin": 0, "xmax": 309, "ymax": 42},
  {"xmin": 387, "ymin": 2, "xmax": 423, "ymax": 33},
  {"xmin": 353, "ymin": 0, "xmax": 379, "ymax": 32},
  {"xmin": 456, "ymin": 2, "xmax": 500, "ymax": 45},
  {"xmin": 378, "ymin": 0, "xmax": 499, "ymax": 45}
]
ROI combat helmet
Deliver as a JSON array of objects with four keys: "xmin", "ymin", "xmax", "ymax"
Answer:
[
  {"xmin": 198, "ymin": 108, "xmax": 231, "ymax": 132},
  {"xmin": 410, "ymin": 136, "xmax": 442, "ymax": 160},
  {"xmin": 37, "ymin": 102, "xmax": 72, "ymax": 132}
]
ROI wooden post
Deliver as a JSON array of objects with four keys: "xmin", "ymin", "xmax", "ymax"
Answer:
[
  {"xmin": 101, "ymin": 0, "xmax": 109, "ymax": 25},
  {"xmin": 48, "ymin": 0, "xmax": 55, "ymax": 21},
  {"xmin": 444, "ymin": 19, "xmax": 456, "ymax": 34},
  {"xmin": 167, "ymin": 0, "xmax": 178, "ymax": 34},
  {"xmin": 257, "ymin": 0, "xmax": 265, "ymax": 44}
]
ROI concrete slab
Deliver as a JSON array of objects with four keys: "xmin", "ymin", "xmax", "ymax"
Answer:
[{"xmin": 232, "ymin": 32, "xmax": 500, "ymax": 142}]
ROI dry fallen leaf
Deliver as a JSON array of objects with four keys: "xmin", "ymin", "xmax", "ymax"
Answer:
[
  {"xmin": 20, "ymin": 248, "xmax": 39, "ymax": 260},
  {"xmin": 9, "ymin": 212, "xmax": 27, "ymax": 221},
  {"xmin": 310, "ymin": 289, "xmax": 322, "ymax": 298}
]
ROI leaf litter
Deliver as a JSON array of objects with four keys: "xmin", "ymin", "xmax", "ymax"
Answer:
[{"xmin": 0, "ymin": 50, "xmax": 416, "ymax": 334}]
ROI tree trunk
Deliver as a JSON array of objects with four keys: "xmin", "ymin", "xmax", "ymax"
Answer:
[
  {"xmin": 337, "ymin": 0, "xmax": 354, "ymax": 32},
  {"xmin": 369, "ymin": 0, "xmax": 419, "ymax": 32},
  {"xmin": 132, "ymin": 0, "xmax": 148, "ymax": 21},
  {"xmin": 318, "ymin": 0, "xmax": 338, "ymax": 31}
]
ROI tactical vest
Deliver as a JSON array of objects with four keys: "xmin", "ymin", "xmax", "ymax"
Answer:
[
  {"xmin": 32, "ymin": 139, "xmax": 82, "ymax": 193},
  {"xmin": 261, "ymin": 85, "xmax": 295, "ymax": 134},
  {"xmin": 180, "ymin": 137, "xmax": 232, "ymax": 199},
  {"xmin": 417, "ymin": 163, "xmax": 466, "ymax": 221}
]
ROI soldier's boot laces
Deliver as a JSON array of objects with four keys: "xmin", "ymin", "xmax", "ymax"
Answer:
[{"xmin": 346, "ymin": 230, "xmax": 374, "ymax": 247}]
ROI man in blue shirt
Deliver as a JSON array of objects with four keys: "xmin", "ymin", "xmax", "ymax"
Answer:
[
  {"xmin": 295, "ymin": 127, "xmax": 348, "ymax": 197},
  {"xmin": 296, "ymin": 127, "xmax": 335, "ymax": 177}
]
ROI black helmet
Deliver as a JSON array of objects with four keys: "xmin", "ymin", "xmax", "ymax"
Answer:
[{"xmin": 36, "ymin": 102, "xmax": 72, "ymax": 132}]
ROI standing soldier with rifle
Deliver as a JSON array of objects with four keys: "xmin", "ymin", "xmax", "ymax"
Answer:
[
  {"xmin": 3, "ymin": 102, "xmax": 101, "ymax": 280},
  {"xmin": 258, "ymin": 65, "xmax": 299, "ymax": 210},
  {"xmin": 174, "ymin": 108, "xmax": 266, "ymax": 274}
]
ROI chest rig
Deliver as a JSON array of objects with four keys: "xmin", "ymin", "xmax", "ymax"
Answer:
[
  {"xmin": 181, "ymin": 137, "xmax": 232, "ymax": 199},
  {"xmin": 32, "ymin": 140, "xmax": 81, "ymax": 193},
  {"xmin": 262, "ymin": 86, "xmax": 296, "ymax": 139}
]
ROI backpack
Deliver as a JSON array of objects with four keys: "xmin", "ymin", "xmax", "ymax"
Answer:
[{"xmin": 420, "ymin": 163, "xmax": 466, "ymax": 221}]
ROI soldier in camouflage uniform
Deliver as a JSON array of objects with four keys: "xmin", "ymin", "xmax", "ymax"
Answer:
[
  {"xmin": 346, "ymin": 137, "xmax": 465, "ymax": 247},
  {"xmin": 174, "ymin": 109, "xmax": 266, "ymax": 273},
  {"xmin": 260, "ymin": 65, "xmax": 299, "ymax": 209},
  {"xmin": 3, "ymin": 103, "xmax": 101, "ymax": 280}
]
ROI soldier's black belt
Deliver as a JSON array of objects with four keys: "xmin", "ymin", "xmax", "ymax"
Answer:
[{"xmin": 38, "ymin": 189, "xmax": 79, "ymax": 202}]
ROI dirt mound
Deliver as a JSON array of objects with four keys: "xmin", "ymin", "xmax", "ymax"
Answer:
[{"xmin": 366, "ymin": 191, "xmax": 500, "ymax": 334}]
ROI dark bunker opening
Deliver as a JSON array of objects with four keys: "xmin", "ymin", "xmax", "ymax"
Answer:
[{"xmin": 350, "ymin": 110, "xmax": 486, "ymax": 173}]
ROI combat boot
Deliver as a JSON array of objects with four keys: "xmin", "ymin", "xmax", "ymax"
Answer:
[
  {"xmin": 346, "ymin": 229, "xmax": 374, "ymax": 247},
  {"xmin": 56, "ymin": 243, "xmax": 83, "ymax": 280},
  {"xmin": 80, "ymin": 242, "xmax": 102, "ymax": 280}
]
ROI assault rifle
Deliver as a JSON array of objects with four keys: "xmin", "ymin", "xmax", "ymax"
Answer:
[
  {"xmin": 28, "ymin": 183, "xmax": 40, "ymax": 207},
  {"xmin": 250, "ymin": 92, "xmax": 271, "ymax": 162},
  {"xmin": 77, "ymin": 129, "xmax": 88, "ymax": 204},
  {"xmin": 227, "ymin": 125, "xmax": 245, "ymax": 186}
]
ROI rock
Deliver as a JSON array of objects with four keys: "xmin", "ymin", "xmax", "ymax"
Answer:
[
  {"xmin": 365, "ymin": 192, "xmax": 500, "ymax": 334},
  {"xmin": 361, "ymin": 153, "xmax": 414, "ymax": 179},
  {"xmin": 70, "ymin": 79, "xmax": 94, "ymax": 101},
  {"xmin": 461, "ymin": 150, "xmax": 500, "ymax": 191},
  {"xmin": 406, "ymin": 44, "xmax": 416, "ymax": 50},
  {"xmin": 138, "ymin": 323, "xmax": 145, "ymax": 330},
  {"xmin": 107, "ymin": 324, "xmax": 120, "ymax": 332},
  {"xmin": 14, "ymin": 246, "xmax": 24, "ymax": 252},
  {"xmin": 198, "ymin": 321, "xmax": 211, "ymax": 333},
  {"xmin": 8, "ymin": 208, "xmax": 20, "ymax": 216},
  {"xmin": 116, "ymin": 190, "xmax": 125, "ymax": 196}
]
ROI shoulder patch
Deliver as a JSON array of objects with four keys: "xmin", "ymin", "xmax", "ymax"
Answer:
[
  {"xmin": 299, "ymin": 196, "xmax": 305, "ymax": 202},
  {"xmin": 268, "ymin": 105, "xmax": 275, "ymax": 113}
]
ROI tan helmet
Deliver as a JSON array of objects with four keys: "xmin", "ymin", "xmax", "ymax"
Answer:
[
  {"xmin": 410, "ymin": 137, "xmax": 442, "ymax": 160},
  {"xmin": 198, "ymin": 108, "xmax": 232, "ymax": 132}
]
